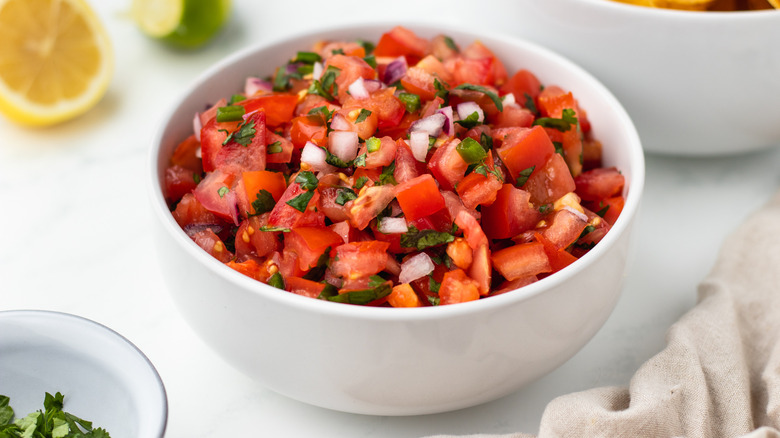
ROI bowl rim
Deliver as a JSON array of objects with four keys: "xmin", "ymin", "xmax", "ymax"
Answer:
[
  {"xmin": 561, "ymin": 0, "xmax": 780, "ymax": 19},
  {"xmin": 147, "ymin": 22, "xmax": 645, "ymax": 321},
  {"xmin": 0, "ymin": 309, "xmax": 169, "ymax": 437}
]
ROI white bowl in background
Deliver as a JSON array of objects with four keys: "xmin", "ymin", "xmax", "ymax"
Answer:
[
  {"xmin": 0, "ymin": 310, "xmax": 167, "ymax": 438},
  {"xmin": 505, "ymin": 0, "xmax": 780, "ymax": 155},
  {"xmin": 148, "ymin": 23, "xmax": 645, "ymax": 415}
]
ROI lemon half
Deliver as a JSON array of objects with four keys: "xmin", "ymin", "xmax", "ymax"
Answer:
[
  {"xmin": 0, "ymin": 0, "xmax": 113, "ymax": 126},
  {"xmin": 132, "ymin": 0, "xmax": 232, "ymax": 49}
]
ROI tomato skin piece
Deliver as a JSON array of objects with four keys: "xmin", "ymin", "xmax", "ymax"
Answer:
[
  {"xmin": 374, "ymin": 26, "xmax": 430, "ymax": 64},
  {"xmin": 534, "ymin": 231, "xmax": 578, "ymax": 273},
  {"xmin": 462, "ymin": 40, "xmax": 508, "ymax": 86},
  {"xmin": 439, "ymin": 269, "xmax": 480, "ymax": 305},
  {"xmin": 165, "ymin": 164, "xmax": 198, "ymax": 203},
  {"xmin": 400, "ymin": 66, "xmax": 438, "ymax": 101},
  {"xmin": 445, "ymin": 56, "xmax": 496, "ymax": 87},
  {"xmin": 480, "ymin": 184, "xmax": 540, "ymax": 240},
  {"xmin": 574, "ymin": 167, "xmax": 625, "ymax": 202},
  {"xmin": 330, "ymin": 240, "xmax": 391, "ymax": 280},
  {"xmin": 524, "ymin": 153, "xmax": 577, "ymax": 206},
  {"xmin": 193, "ymin": 169, "xmax": 240, "ymax": 225},
  {"xmin": 239, "ymin": 94, "xmax": 298, "ymax": 128},
  {"xmin": 496, "ymin": 125, "xmax": 555, "ymax": 182},
  {"xmin": 285, "ymin": 276, "xmax": 327, "ymax": 299},
  {"xmin": 286, "ymin": 226, "xmax": 343, "ymax": 271},
  {"xmin": 172, "ymin": 193, "xmax": 219, "ymax": 228},
  {"xmin": 491, "ymin": 242, "xmax": 552, "ymax": 281},
  {"xmin": 200, "ymin": 117, "xmax": 238, "ymax": 172},
  {"xmin": 395, "ymin": 174, "xmax": 446, "ymax": 221},
  {"xmin": 539, "ymin": 208, "xmax": 588, "ymax": 250}
]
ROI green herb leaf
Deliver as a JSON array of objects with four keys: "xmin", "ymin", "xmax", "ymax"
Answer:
[
  {"xmin": 267, "ymin": 141, "xmax": 283, "ymax": 154},
  {"xmin": 286, "ymin": 191, "xmax": 314, "ymax": 212},
  {"xmin": 533, "ymin": 108, "xmax": 578, "ymax": 132},
  {"xmin": 523, "ymin": 92, "xmax": 538, "ymax": 116},
  {"xmin": 400, "ymin": 225, "xmax": 455, "ymax": 251},
  {"xmin": 454, "ymin": 83, "xmax": 503, "ymax": 112},
  {"xmin": 596, "ymin": 203, "xmax": 610, "ymax": 218},
  {"xmin": 479, "ymin": 132, "xmax": 493, "ymax": 151},
  {"xmin": 326, "ymin": 283, "xmax": 392, "ymax": 305},
  {"xmin": 456, "ymin": 137, "xmax": 487, "ymax": 164},
  {"xmin": 295, "ymin": 171, "xmax": 319, "ymax": 191},
  {"xmin": 363, "ymin": 54, "xmax": 377, "ymax": 68},
  {"xmin": 434, "ymin": 78, "xmax": 449, "ymax": 103},
  {"xmin": 553, "ymin": 141, "xmax": 564, "ymax": 156},
  {"xmin": 335, "ymin": 188, "xmax": 358, "ymax": 206},
  {"xmin": 193, "ymin": 173, "xmax": 202, "ymax": 184},
  {"xmin": 398, "ymin": 92, "xmax": 421, "ymax": 113},
  {"xmin": 322, "ymin": 147, "xmax": 353, "ymax": 168},
  {"xmin": 317, "ymin": 283, "xmax": 339, "ymax": 300},
  {"xmin": 294, "ymin": 51, "xmax": 322, "ymax": 64},
  {"xmin": 273, "ymin": 65, "xmax": 290, "ymax": 92},
  {"xmin": 538, "ymin": 204, "xmax": 552, "ymax": 214},
  {"xmin": 443, "ymin": 36, "xmax": 459, "ymax": 52},
  {"xmin": 579, "ymin": 224, "xmax": 596, "ymax": 239},
  {"xmin": 429, "ymin": 276, "xmax": 441, "ymax": 294},
  {"xmin": 222, "ymin": 119, "xmax": 256, "ymax": 146},
  {"xmin": 303, "ymin": 248, "xmax": 332, "ymax": 281},
  {"xmin": 454, "ymin": 111, "xmax": 481, "ymax": 129},
  {"xmin": 357, "ymin": 39, "xmax": 375, "ymax": 55},
  {"xmin": 516, "ymin": 166, "xmax": 535, "ymax": 187},
  {"xmin": 251, "ymin": 189, "xmax": 276, "ymax": 215},
  {"xmin": 217, "ymin": 186, "xmax": 230, "ymax": 198},
  {"xmin": 378, "ymin": 161, "xmax": 397, "ymax": 186},
  {"xmin": 428, "ymin": 296, "xmax": 440, "ymax": 306},
  {"xmin": 308, "ymin": 105, "xmax": 332, "ymax": 121},
  {"xmin": 368, "ymin": 275, "xmax": 386, "ymax": 288},
  {"xmin": 353, "ymin": 153, "xmax": 367, "ymax": 168},
  {"xmin": 355, "ymin": 108, "xmax": 372, "ymax": 124},
  {"xmin": 354, "ymin": 176, "xmax": 369, "ymax": 190}
]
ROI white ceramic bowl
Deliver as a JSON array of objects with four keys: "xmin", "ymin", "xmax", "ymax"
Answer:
[
  {"xmin": 505, "ymin": 0, "xmax": 780, "ymax": 155},
  {"xmin": 0, "ymin": 310, "xmax": 167, "ymax": 437},
  {"xmin": 148, "ymin": 23, "xmax": 645, "ymax": 415}
]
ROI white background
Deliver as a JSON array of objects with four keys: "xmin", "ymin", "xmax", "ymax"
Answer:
[{"xmin": 2, "ymin": 1, "xmax": 779, "ymax": 436}]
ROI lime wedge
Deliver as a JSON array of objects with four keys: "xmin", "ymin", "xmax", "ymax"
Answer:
[{"xmin": 132, "ymin": 0, "xmax": 232, "ymax": 48}]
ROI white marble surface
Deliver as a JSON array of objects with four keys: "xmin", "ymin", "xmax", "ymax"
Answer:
[{"xmin": 2, "ymin": 1, "xmax": 779, "ymax": 436}]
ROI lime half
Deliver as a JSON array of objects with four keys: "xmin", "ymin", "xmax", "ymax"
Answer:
[{"xmin": 132, "ymin": 0, "xmax": 232, "ymax": 48}]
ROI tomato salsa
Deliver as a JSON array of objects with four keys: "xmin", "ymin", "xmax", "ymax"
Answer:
[{"xmin": 164, "ymin": 26, "xmax": 626, "ymax": 307}]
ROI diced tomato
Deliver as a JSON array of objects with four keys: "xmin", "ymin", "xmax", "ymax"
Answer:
[
  {"xmin": 213, "ymin": 110, "xmax": 268, "ymax": 175},
  {"xmin": 285, "ymin": 226, "xmax": 343, "ymax": 271},
  {"xmin": 446, "ymin": 238, "xmax": 473, "ymax": 270},
  {"xmin": 345, "ymin": 185, "xmax": 396, "ymax": 230},
  {"xmin": 462, "ymin": 40, "xmax": 508, "ymax": 86},
  {"xmin": 360, "ymin": 88, "xmax": 406, "ymax": 130},
  {"xmin": 199, "ymin": 117, "xmax": 237, "ymax": 172},
  {"xmin": 524, "ymin": 154, "xmax": 577, "ymax": 206},
  {"xmin": 393, "ymin": 139, "xmax": 423, "ymax": 184},
  {"xmin": 285, "ymin": 276, "xmax": 327, "ymax": 299},
  {"xmin": 490, "ymin": 104, "xmax": 534, "ymax": 129},
  {"xmin": 267, "ymin": 182, "xmax": 320, "ymax": 229},
  {"xmin": 469, "ymin": 243, "xmax": 492, "ymax": 296},
  {"xmin": 495, "ymin": 125, "xmax": 555, "ymax": 182},
  {"xmin": 400, "ymin": 66, "xmax": 438, "ymax": 101},
  {"xmin": 584, "ymin": 196, "xmax": 625, "ymax": 226},
  {"xmin": 198, "ymin": 98, "xmax": 227, "ymax": 126},
  {"xmin": 445, "ymin": 56, "xmax": 496, "ymax": 87},
  {"xmin": 388, "ymin": 283, "xmax": 422, "ymax": 308},
  {"xmin": 455, "ymin": 210, "xmax": 488, "ymax": 249},
  {"xmin": 534, "ymin": 231, "xmax": 578, "ymax": 273},
  {"xmin": 538, "ymin": 86, "xmax": 584, "ymax": 176},
  {"xmin": 170, "ymin": 134, "xmax": 202, "ymax": 172},
  {"xmin": 234, "ymin": 214, "xmax": 278, "ymax": 261},
  {"xmin": 427, "ymin": 139, "xmax": 469, "ymax": 191},
  {"xmin": 324, "ymin": 54, "xmax": 376, "ymax": 103},
  {"xmin": 374, "ymin": 26, "xmax": 430, "ymax": 64},
  {"xmin": 320, "ymin": 41, "xmax": 366, "ymax": 58},
  {"xmin": 574, "ymin": 167, "xmax": 625, "ymax": 202},
  {"xmin": 334, "ymin": 105, "xmax": 379, "ymax": 140},
  {"xmin": 265, "ymin": 129, "xmax": 294, "ymax": 164},
  {"xmin": 455, "ymin": 154, "xmax": 503, "ymax": 210},
  {"xmin": 242, "ymin": 170, "xmax": 286, "ymax": 216},
  {"xmin": 330, "ymin": 240, "xmax": 391, "ymax": 279},
  {"xmin": 491, "ymin": 275, "xmax": 539, "ymax": 296},
  {"xmin": 491, "ymin": 242, "xmax": 552, "ymax": 281},
  {"xmin": 539, "ymin": 208, "xmax": 588, "ymax": 249},
  {"xmin": 499, "ymin": 69, "xmax": 542, "ymax": 107},
  {"xmin": 430, "ymin": 35, "xmax": 459, "ymax": 62},
  {"xmin": 172, "ymin": 193, "xmax": 219, "ymax": 228},
  {"xmin": 480, "ymin": 184, "xmax": 540, "ymax": 240},
  {"xmin": 187, "ymin": 228, "xmax": 233, "ymax": 263},
  {"xmin": 226, "ymin": 258, "xmax": 267, "ymax": 282},
  {"xmin": 165, "ymin": 164, "xmax": 198, "ymax": 202},
  {"xmin": 395, "ymin": 174, "xmax": 446, "ymax": 221},
  {"xmin": 239, "ymin": 94, "xmax": 298, "ymax": 127},
  {"xmin": 317, "ymin": 187, "xmax": 351, "ymax": 223},
  {"xmin": 193, "ymin": 169, "xmax": 240, "ymax": 225},
  {"xmin": 438, "ymin": 269, "xmax": 480, "ymax": 305},
  {"xmin": 290, "ymin": 115, "xmax": 328, "ymax": 148},
  {"xmin": 355, "ymin": 136, "xmax": 397, "ymax": 169},
  {"xmin": 582, "ymin": 138, "xmax": 603, "ymax": 171}
]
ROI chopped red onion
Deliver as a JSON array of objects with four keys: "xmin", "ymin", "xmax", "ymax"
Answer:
[
  {"xmin": 192, "ymin": 112, "xmax": 202, "ymax": 142},
  {"xmin": 563, "ymin": 206, "xmax": 589, "ymax": 223},
  {"xmin": 348, "ymin": 77, "xmax": 369, "ymax": 99},
  {"xmin": 409, "ymin": 113, "xmax": 445, "ymax": 137},
  {"xmin": 378, "ymin": 217, "xmax": 408, "ymax": 234},
  {"xmin": 312, "ymin": 62, "xmax": 323, "ymax": 80},
  {"xmin": 363, "ymin": 79, "xmax": 383, "ymax": 93},
  {"xmin": 409, "ymin": 131, "xmax": 429, "ymax": 162},
  {"xmin": 330, "ymin": 113, "xmax": 351, "ymax": 131},
  {"xmin": 328, "ymin": 131, "xmax": 359, "ymax": 162},
  {"xmin": 399, "ymin": 252, "xmax": 435, "ymax": 285},
  {"xmin": 383, "ymin": 56, "xmax": 408, "ymax": 85},
  {"xmin": 436, "ymin": 106, "xmax": 454, "ymax": 136},
  {"xmin": 456, "ymin": 101, "xmax": 485, "ymax": 123},
  {"xmin": 245, "ymin": 76, "xmax": 271, "ymax": 96}
]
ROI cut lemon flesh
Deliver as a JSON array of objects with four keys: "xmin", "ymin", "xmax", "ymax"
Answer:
[
  {"xmin": 0, "ymin": 0, "xmax": 112, "ymax": 126},
  {"xmin": 131, "ymin": 0, "xmax": 232, "ymax": 49}
]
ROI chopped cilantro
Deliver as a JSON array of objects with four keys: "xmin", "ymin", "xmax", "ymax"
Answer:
[
  {"xmin": 428, "ymin": 296, "xmax": 441, "ymax": 306},
  {"xmin": 268, "ymin": 272, "xmax": 285, "ymax": 290},
  {"xmin": 294, "ymin": 51, "xmax": 322, "ymax": 64},
  {"xmin": 538, "ymin": 204, "xmax": 552, "ymax": 214},
  {"xmin": 303, "ymin": 248, "xmax": 332, "ymax": 281},
  {"xmin": 479, "ymin": 132, "xmax": 493, "ymax": 151},
  {"xmin": 326, "ymin": 283, "xmax": 392, "ymax": 305},
  {"xmin": 579, "ymin": 225, "xmax": 596, "ymax": 239},
  {"xmin": 443, "ymin": 35, "xmax": 459, "ymax": 52},
  {"xmin": 456, "ymin": 137, "xmax": 487, "ymax": 164},
  {"xmin": 308, "ymin": 105, "xmax": 332, "ymax": 121},
  {"xmin": 317, "ymin": 283, "xmax": 340, "ymax": 300},
  {"xmin": 434, "ymin": 78, "xmax": 449, "ymax": 103},
  {"xmin": 323, "ymin": 147, "xmax": 352, "ymax": 168},
  {"xmin": 353, "ymin": 153, "xmax": 367, "ymax": 167},
  {"xmin": 523, "ymin": 92, "xmax": 539, "ymax": 116},
  {"xmin": 400, "ymin": 225, "xmax": 455, "ymax": 251},
  {"xmin": 0, "ymin": 392, "xmax": 112, "ymax": 438},
  {"xmin": 217, "ymin": 186, "xmax": 229, "ymax": 198},
  {"xmin": 222, "ymin": 119, "xmax": 256, "ymax": 146},
  {"xmin": 193, "ymin": 173, "xmax": 202, "ymax": 184},
  {"xmin": 429, "ymin": 276, "xmax": 441, "ymax": 294},
  {"xmin": 378, "ymin": 161, "xmax": 397, "ymax": 186},
  {"xmin": 455, "ymin": 111, "xmax": 481, "ymax": 129},
  {"xmin": 355, "ymin": 108, "xmax": 372, "ymax": 124},
  {"xmin": 533, "ymin": 108, "xmax": 578, "ymax": 132},
  {"xmin": 357, "ymin": 39, "xmax": 375, "ymax": 55},
  {"xmin": 251, "ymin": 189, "xmax": 276, "ymax": 215},
  {"xmin": 454, "ymin": 83, "xmax": 503, "ymax": 112},
  {"xmin": 596, "ymin": 203, "xmax": 610, "ymax": 218},
  {"xmin": 335, "ymin": 188, "xmax": 358, "ymax": 206},
  {"xmin": 354, "ymin": 176, "xmax": 369, "ymax": 190},
  {"xmin": 553, "ymin": 141, "xmax": 564, "ymax": 156},
  {"xmin": 295, "ymin": 171, "xmax": 319, "ymax": 191},
  {"xmin": 368, "ymin": 275, "xmax": 386, "ymax": 288},
  {"xmin": 286, "ymin": 191, "xmax": 314, "ymax": 213},
  {"xmin": 267, "ymin": 141, "xmax": 283, "ymax": 154},
  {"xmin": 516, "ymin": 166, "xmax": 535, "ymax": 187},
  {"xmin": 363, "ymin": 54, "xmax": 377, "ymax": 68}
]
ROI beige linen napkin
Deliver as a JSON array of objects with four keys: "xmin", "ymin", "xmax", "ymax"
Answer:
[{"xmin": 431, "ymin": 191, "xmax": 780, "ymax": 438}]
